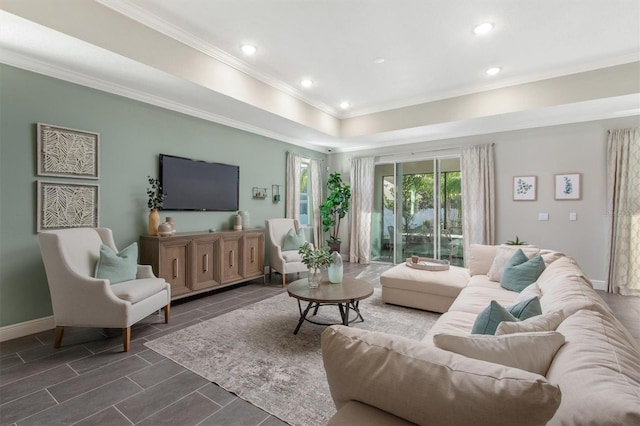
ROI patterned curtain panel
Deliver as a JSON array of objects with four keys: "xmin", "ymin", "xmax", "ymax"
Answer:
[
  {"xmin": 349, "ymin": 157, "xmax": 374, "ymax": 264},
  {"xmin": 285, "ymin": 152, "xmax": 302, "ymax": 220},
  {"xmin": 607, "ymin": 128, "xmax": 640, "ymax": 295},
  {"xmin": 461, "ymin": 144, "xmax": 496, "ymax": 262},
  {"xmin": 310, "ymin": 159, "xmax": 323, "ymax": 247}
]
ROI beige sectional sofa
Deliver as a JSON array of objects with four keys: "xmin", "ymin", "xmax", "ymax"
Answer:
[{"xmin": 321, "ymin": 245, "xmax": 640, "ymax": 425}]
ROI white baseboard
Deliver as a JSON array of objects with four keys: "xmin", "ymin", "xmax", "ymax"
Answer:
[
  {"xmin": 0, "ymin": 316, "xmax": 55, "ymax": 342},
  {"xmin": 591, "ymin": 279, "xmax": 606, "ymax": 291}
]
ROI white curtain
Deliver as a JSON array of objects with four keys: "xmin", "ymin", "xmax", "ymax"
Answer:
[
  {"xmin": 461, "ymin": 144, "xmax": 495, "ymax": 261},
  {"xmin": 606, "ymin": 128, "xmax": 640, "ymax": 295},
  {"xmin": 285, "ymin": 152, "xmax": 302, "ymax": 220},
  {"xmin": 310, "ymin": 158, "xmax": 323, "ymax": 247},
  {"xmin": 349, "ymin": 157, "xmax": 375, "ymax": 264}
]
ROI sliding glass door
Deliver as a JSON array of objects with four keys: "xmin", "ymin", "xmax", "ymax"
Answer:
[{"xmin": 371, "ymin": 157, "xmax": 463, "ymax": 266}]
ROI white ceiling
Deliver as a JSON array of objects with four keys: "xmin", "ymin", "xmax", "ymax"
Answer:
[{"xmin": 1, "ymin": 0, "xmax": 639, "ymax": 152}]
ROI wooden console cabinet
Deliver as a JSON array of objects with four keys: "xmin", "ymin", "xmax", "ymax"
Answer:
[{"xmin": 140, "ymin": 229, "xmax": 265, "ymax": 299}]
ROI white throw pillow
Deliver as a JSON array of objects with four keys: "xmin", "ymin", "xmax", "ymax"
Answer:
[
  {"xmin": 487, "ymin": 245, "xmax": 540, "ymax": 282},
  {"xmin": 516, "ymin": 282, "xmax": 543, "ymax": 303},
  {"xmin": 433, "ymin": 331, "xmax": 565, "ymax": 376},
  {"xmin": 495, "ymin": 311, "xmax": 566, "ymax": 335}
]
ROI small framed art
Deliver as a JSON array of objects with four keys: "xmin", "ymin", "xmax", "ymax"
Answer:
[
  {"xmin": 513, "ymin": 176, "xmax": 537, "ymax": 201},
  {"xmin": 555, "ymin": 173, "xmax": 581, "ymax": 200}
]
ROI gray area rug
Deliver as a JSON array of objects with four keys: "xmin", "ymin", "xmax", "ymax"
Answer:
[{"xmin": 145, "ymin": 266, "xmax": 440, "ymax": 426}]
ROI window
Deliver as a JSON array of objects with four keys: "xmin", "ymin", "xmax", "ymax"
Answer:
[{"xmin": 299, "ymin": 161, "xmax": 309, "ymax": 225}]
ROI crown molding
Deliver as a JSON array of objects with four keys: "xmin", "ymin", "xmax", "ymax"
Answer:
[
  {"xmin": 97, "ymin": 0, "xmax": 339, "ymax": 118},
  {"xmin": 0, "ymin": 49, "xmax": 327, "ymax": 153}
]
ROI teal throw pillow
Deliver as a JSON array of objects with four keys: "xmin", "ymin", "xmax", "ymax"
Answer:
[
  {"xmin": 282, "ymin": 227, "xmax": 306, "ymax": 251},
  {"xmin": 95, "ymin": 243, "xmax": 138, "ymax": 284},
  {"xmin": 500, "ymin": 249, "xmax": 546, "ymax": 292},
  {"xmin": 507, "ymin": 296, "xmax": 542, "ymax": 320},
  {"xmin": 471, "ymin": 300, "xmax": 518, "ymax": 335}
]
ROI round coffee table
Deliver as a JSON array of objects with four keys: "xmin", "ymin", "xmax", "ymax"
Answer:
[{"xmin": 287, "ymin": 277, "xmax": 374, "ymax": 334}]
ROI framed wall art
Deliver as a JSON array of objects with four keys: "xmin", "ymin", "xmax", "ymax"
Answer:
[
  {"xmin": 555, "ymin": 173, "xmax": 581, "ymax": 200},
  {"xmin": 513, "ymin": 176, "xmax": 537, "ymax": 201},
  {"xmin": 37, "ymin": 181, "xmax": 99, "ymax": 232},
  {"xmin": 37, "ymin": 123, "xmax": 100, "ymax": 179}
]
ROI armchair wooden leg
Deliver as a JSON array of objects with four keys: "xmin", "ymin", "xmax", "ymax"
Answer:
[
  {"xmin": 54, "ymin": 326, "xmax": 64, "ymax": 349},
  {"xmin": 164, "ymin": 304, "xmax": 170, "ymax": 323},
  {"xmin": 282, "ymin": 273, "xmax": 286, "ymax": 287},
  {"xmin": 123, "ymin": 327, "xmax": 131, "ymax": 352},
  {"xmin": 269, "ymin": 267, "xmax": 272, "ymax": 280}
]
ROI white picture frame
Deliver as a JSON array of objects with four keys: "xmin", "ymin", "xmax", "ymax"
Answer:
[
  {"xmin": 555, "ymin": 173, "xmax": 581, "ymax": 200},
  {"xmin": 37, "ymin": 180, "xmax": 100, "ymax": 232},
  {"xmin": 37, "ymin": 123, "xmax": 100, "ymax": 179},
  {"xmin": 513, "ymin": 176, "xmax": 537, "ymax": 201}
]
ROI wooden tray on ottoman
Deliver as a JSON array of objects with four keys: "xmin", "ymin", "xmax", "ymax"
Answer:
[{"xmin": 405, "ymin": 257, "xmax": 450, "ymax": 271}]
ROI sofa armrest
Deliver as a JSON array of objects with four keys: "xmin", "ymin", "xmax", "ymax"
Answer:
[{"xmin": 321, "ymin": 325, "xmax": 561, "ymax": 426}]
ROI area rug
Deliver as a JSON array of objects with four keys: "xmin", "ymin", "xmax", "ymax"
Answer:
[{"xmin": 145, "ymin": 271, "xmax": 438, "ymax": 426}]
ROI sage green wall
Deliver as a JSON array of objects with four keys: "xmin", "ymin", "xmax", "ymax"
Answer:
[{"xmin": 0, "ymin": 64, "xmax": 325, "ymax": 328}]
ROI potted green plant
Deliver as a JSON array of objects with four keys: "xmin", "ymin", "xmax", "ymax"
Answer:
[
  {"xmin": 506, "ymin": 236, "xmax": 528, "ymax": 245},
  {"xmin": 320, "ymin": 172, "xmax": 352, "ymax": 253},
  {"xmin": 298, "ymin": 242, "xmax": 333, "ymax": 288}
]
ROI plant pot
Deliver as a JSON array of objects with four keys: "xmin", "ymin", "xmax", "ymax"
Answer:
[{"xmin": 328, "ymin": 242, "xmax": 341, "ymax": 253}]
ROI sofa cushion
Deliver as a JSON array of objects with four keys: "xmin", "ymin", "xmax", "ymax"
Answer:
[
  {"xmin": 281, "ymin": 250, "xmax": 303, "ymax": 263},
  {"xmin": 507, "ymin": 296, "xmax": 542, "ymax": 320},
  {"xmin": 546, "ymin": 309, "xmax": 640, "ymax": 425},
  {"xmin": 467, "ymin": 244, "xmax": 497, "ymax": 276},
  {"xmin": 487, "ymin": 245, "xmax": 540, "ymax": 282},
  {"xmin": 328, "ymin": 401, "xmax": 415, "ymax": 426},
  {"xmin": 423, "ymin": 311, "xmax": 477, "ymax": 342},
  {"xmin": 471, "ymin": 301, "xmax": 518, "ymax": 335},
  {"xmin": 496, "ymin": 311, "xmax": 565, "ymax": 335},
  {"xmin": 322, "ymin": 325, "xmax": 562, "ymax": 426},
  {"xmin": 500, "ymin": 250, "xmax": 545, "ymax": 292},
  {"xmin": 448, "ymin": 283, "xmax": 518, "ymax": 315},
  {"xmin": 94, "ymin": 243, "xmax": 138, "ymax": 285},
  {"xmin": 515, "ymin": 282, "xmax": 542, "ymax": 303},
  {"xmin": 433, "ymin": 331, "xmax": 565, "ymax": 376},
  {"xmin": 282, "ymin": 227, "xmax": 306, "ymax": 251}
]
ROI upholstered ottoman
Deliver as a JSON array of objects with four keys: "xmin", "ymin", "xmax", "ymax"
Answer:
[{"xmin": 380, "ymin": 264, "xmax": 470, "ymax": 313}]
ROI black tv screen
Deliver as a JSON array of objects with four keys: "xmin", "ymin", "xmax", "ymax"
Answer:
[{"xmin": 159, "ymin": 154, "xmax": 239, "ymax": 211}]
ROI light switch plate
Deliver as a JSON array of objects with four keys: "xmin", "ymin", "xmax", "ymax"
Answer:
[{"xmin": 538, "ymin": 212, "xmax": 549, "ymax": 221}]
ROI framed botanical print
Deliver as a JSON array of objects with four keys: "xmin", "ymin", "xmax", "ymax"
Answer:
[
  {"xmin": 513, "ymin": 176, "xmax": 537, "ymax": 201},
  {"xmin": 555, "ymin": 173, "xmax": 581, "ymax": 200}
]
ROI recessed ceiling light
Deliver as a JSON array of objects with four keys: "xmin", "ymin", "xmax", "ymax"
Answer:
[
  {"xmin": 339, "ymin": 101, "xmax": 350, "ymax": 109},
  {"xmin": 486, "ymin": 67, "xmax": 501, "ymax": 76},
  {"xmin": 241, "ymin": 44, "xmax": 257, "ymax": 55},
  {"xmin": 473, "ymin": 22, "xmax": 494, "ymax": 35},
  {"xmin": 374, "ymin": 57, "xmax": 386, "ymax": 64},
  {"xmin": 300, "ymin": 79, "xmax": 314, "ymax": 88}
]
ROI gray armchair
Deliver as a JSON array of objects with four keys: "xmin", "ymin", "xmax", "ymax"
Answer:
[
  {"xmin": 265, "ymin": 218, "xmax": 310, "ymax": 287},
  {"xmin": 38, "ymin": 228, "xmax": 171, "ymax": 352}
]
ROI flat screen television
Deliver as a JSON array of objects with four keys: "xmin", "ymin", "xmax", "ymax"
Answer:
[{"xmin": 159, "ymin": 154, "xmax": 239, "ymax": 211}]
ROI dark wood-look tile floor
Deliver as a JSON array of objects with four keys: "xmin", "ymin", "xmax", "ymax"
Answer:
[{"xmin": 1, "ymin": 263, "xmax": 639, "ymax": 425}]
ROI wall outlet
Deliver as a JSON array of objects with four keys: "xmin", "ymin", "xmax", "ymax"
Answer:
[
  {"xmin": 538, "ymin": 212, "xmax": 549, "ymax": 221},
  {"xmin": 569, "ymin": 212, "xmax": 577, "ymax": 221}
]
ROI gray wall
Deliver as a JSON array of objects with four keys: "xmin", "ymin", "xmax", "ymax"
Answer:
[
  {"xmin": 330, "ymin": 116, "xmax": 640, "ymax": 282},
  {"xmin": 0, "ymin": 65, "xmax": 325, "ymax": 327}
]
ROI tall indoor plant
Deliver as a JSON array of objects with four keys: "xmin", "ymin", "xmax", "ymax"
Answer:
[{"xmin": 320, "ymin": 172, "xmax": 352, "ymax": 253}]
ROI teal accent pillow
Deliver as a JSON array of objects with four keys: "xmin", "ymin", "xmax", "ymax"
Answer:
[
  {"xmin": 282, "ymin": 227, "xmax": 306, "ymax": 251},
  {"xmin": 507, "ymin": 296, "xmax": 542, "ymax": 320},
  {"xmin": 500, "ymin": 249, "xmax": 546, "ymax": 292},
  {"xmin": 471, "ymin": 301, "xmax": 517, "ymax": 335},
  {"xmin": 95, "ymin": 243, "xmax": 138, "ymax": 284}
]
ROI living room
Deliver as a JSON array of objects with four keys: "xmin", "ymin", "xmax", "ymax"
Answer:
[{"xmin": 1, "ymin": 1, "xmax": 639, "ymax": 425}]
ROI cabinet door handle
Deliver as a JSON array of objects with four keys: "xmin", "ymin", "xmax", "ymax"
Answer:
[
  {"xmin": 173, "ymin": 258, "xmax": 179, "ymax": 278},
  {"xmin": 229, "ymin": 250, "xmax": 234, "ymax": 267},
  {"xmin": 203, "ymin": 254, "xmax": 209, "ymax": 272},
  {"xmin": 251, "ymin": 246, "xmax": 255, "ymax": 263}
]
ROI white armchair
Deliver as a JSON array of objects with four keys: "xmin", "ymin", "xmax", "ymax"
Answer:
[
  {"xmin": 265, "ymin": 218, "xmax": 310, "ymax": 287},
  {"xmin": 38, "ymin": 227, "xmax": 171, "ymax": 352}
]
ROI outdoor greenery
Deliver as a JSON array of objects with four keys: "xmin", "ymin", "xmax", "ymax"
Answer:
[
  {"xmin": 298, "ymin": 242, "xmax": 333, "ymax": 269},
  {"xmin": 320, "ymin": 172, "xmax": 352, "ymax": 244}
]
